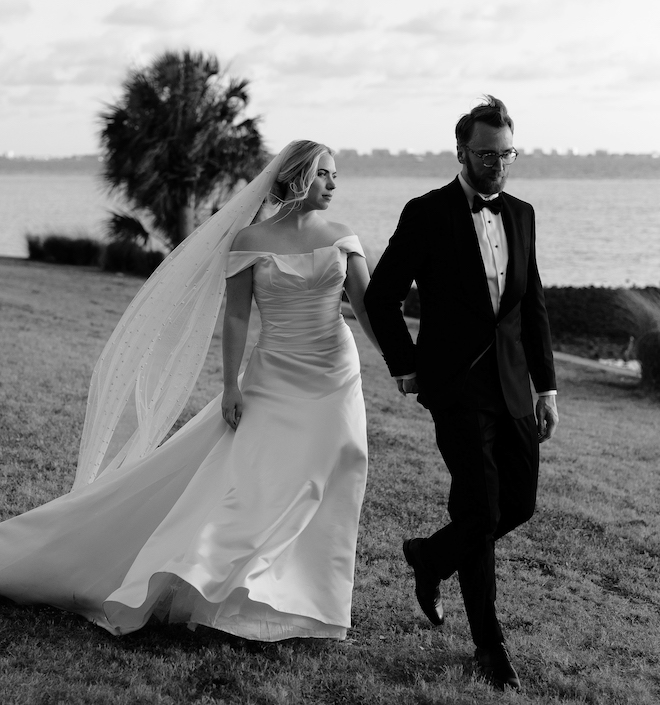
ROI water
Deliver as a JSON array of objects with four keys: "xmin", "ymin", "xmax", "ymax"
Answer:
[
  {"xmin": 329, "ymin": 177, "xmax": 660, "ymax": 287},
  {"xmin": 0, "ymin": 173, "xmax": 125, "ymax": 258},
  {"xmin": 1, "ymin": 172, "xmax": 659, "ymax": 286}
]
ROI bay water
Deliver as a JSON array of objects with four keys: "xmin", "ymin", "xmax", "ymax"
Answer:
[{"xmin": 1, "ymin": 172, "xmax": 658, "ymax": 287}]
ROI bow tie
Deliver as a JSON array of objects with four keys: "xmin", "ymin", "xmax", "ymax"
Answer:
[{"xmin": 472, "ymin": 195, "xmax": 502, "ymax": 214}]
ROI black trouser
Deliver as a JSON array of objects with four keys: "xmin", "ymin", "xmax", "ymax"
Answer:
[{"xmin": 421, "ymin": 351, "xmax": 539, "ymax": 648}]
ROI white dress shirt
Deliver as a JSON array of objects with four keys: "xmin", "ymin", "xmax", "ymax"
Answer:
[{"xmin": 458, "ymin": 174, "xmax": 508, "ymax": 316}]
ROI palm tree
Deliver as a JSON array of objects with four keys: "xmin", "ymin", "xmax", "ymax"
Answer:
[{"xmin": 99, "ymin": 50, "xmax": 266, "ymax": 249}]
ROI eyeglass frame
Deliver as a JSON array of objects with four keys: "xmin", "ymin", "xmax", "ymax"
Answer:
[{"xmin": 462, "ymin": 145, "xmax": 519, "ymax": 168}]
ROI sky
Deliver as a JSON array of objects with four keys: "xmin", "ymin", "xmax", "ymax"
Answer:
[{"xmin": 0, "ymin": 0, "xmax": 658, "ymax": 157}]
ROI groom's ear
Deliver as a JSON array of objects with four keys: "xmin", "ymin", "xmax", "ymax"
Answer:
[{"xmin": 456, "ymin": 146, "xmax": 465, "ymax": 163}]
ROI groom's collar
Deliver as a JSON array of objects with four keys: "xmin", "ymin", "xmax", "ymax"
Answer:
[{"xmin": 458, "ymin": 174, "xmax": 501, "ymax": 210}]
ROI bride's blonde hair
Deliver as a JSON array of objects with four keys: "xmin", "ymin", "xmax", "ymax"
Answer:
[{"xmin": 269, "ymin": 140, "xmax": 335, "ymax": 209}]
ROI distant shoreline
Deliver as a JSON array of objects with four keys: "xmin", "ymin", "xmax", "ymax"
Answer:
[{"xmin": 1, "ymin": 152, "xmax": 659, "ymax": 179}]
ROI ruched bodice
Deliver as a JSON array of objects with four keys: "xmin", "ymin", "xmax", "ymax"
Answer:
[{"xmin": 227, "ymin": 236, "xmax": 364, "ymax": 353}]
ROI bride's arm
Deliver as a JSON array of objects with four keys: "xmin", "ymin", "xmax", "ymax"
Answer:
[
  {"xmin": 345, "ymin": 254, "xmax": 383, "ymax": 355},
  {"xmin": 222, "ymin": 268, "xmax": 253, "ymax": 429}
]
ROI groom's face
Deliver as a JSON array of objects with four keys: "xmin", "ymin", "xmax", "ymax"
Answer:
[{"xmin": 460, "ymin": 123, "xmax": 514, "ymax": 195}]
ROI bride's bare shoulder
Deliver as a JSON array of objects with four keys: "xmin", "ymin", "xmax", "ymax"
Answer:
[
  {"xmin": 304, "ymin": 220, "xmax": 356, "ymax": 250},
  {"xmin": 232, "ymin": 222, "xmax": 271, "ymax": 252},
  {"xmin": 324, "ymin": 220, "xmax": 356, "ymax": 242}
]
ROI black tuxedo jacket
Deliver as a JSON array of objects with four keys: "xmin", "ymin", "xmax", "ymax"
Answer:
[{"xmin": 364, "ymin": 177, "xmax": 556, "ymax": 418}]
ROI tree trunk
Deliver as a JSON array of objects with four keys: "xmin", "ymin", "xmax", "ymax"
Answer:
[{"xmin": 175, "ymin": 196, "xmax": 195, "ymax": 246}]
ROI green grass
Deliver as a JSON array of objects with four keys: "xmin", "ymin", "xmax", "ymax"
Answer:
[{"xmin": 1, "ymin": 257, "xmax": 659, "ymax": 704}]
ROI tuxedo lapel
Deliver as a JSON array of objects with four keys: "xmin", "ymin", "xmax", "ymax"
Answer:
[{"xmin": 498, "ymin": 194, "xmax": 527, "ymax": 320}]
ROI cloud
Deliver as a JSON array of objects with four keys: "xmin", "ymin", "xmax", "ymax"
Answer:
[
  {"xmin": 393, "ymin": 12, "xmax": 463, "ymax": 37},
  {"xmin": 0, "ymin": 37, "xmax": 125, "ymax": 88},
  {"xmin": 264, "ymin": 49, "xmax": 369, "ymax": 80},
  {"xmin": 477, "ymin": 36, "xmax": 660, "ymax": 93},
  {"xmin": 248, "ymin": 10, "xmax": 369, "ymax": 36},
  {"xmin": 0, "ymin": 0, "xmax": 31, "ymax": 22},
  {"xmin": 0, "ymin": 0, "xmax": 656, "ymax": 157},
  {"xmin": 0, "ymin": 56, "xmax": 58, "ymax": 86},
  {"xmin": 456, "ymin": 1, "xmax": 552, "ymax": 22},
  {"xmin": 8, "ymin": 85, "xmax": 59, "ymax": 107},
  {"xmin": 103, "ymin": 0, "xmax": 202, "ymax": 29},
  {"xmin": 248, "ymin": 24, "xmax": 460, "ymax": 86},
  {"xmin": 482, "ymin": 59, "xmax": 562, "ymax": 82},
  {"xmin": 391, "ymin": 0, "xmax": 551, "ymax": 35}
]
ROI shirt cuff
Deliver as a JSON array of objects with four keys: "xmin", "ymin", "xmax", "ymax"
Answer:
[
  {"xmin": 537, "ymin": 390, "xmax": 557, "ymax": 396},
  {"xmin": 394, "ymin": 373, "xmax": 417, "ymax": 381}
]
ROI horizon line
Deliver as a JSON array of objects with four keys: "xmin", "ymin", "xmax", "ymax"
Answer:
[{"xmin": 1, "ymin": 149, "xmax": 659, "ymax": 161}]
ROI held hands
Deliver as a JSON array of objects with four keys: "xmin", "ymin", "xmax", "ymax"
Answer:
[
  {"xmin": 397, "ymin": 376, "xmax": 419, "ymax": 396},
  {"xmin": 536, "ymin": 395, "xmax": 559, "ymax": 443},
  {"xmin": 221, "ymin": 388, "xmax": 243, "ymax": 430}
]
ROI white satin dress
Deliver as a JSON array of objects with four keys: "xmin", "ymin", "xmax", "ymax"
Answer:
[{"xmin": 0, "ymin": 235, "xmax": 368, "ymax": 641}]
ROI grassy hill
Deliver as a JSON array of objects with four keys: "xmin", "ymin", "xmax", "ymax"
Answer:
[{"xmin": 1, "ymin": 258, "xmax": 659, "ymax": 704}]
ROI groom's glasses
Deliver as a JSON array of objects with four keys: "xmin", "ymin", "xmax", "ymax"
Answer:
[{"xmin": 464, "ymin": 146, "xmax": 519, "ymax": 168}]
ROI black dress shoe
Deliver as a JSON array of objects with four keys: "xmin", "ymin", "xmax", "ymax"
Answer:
[
  {"xmin": 402, "ymin": 538, "xmax": 444, "ymax": 626},
  {"xmin": 474, "ymin": 643, "xmax": 521, "ymax": 691}
]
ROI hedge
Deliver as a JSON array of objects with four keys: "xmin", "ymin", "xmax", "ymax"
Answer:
[
  {"xmin": 102, "ymin": 241, "xmax": 164, "ymax": 277},
  {"xmin": 26, "ymin": 234, "xmax": 164, "ymax": 278},
  {"xmin": 26, "ymin": 234, "xmax": 103, "ymax": 267}
]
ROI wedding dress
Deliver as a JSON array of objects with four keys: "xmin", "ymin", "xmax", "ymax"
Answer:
[{"xmin": 0, "ymin": 235, "xmax": 368, "ymax": 641}]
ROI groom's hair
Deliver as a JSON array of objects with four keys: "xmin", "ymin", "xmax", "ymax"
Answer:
[{"xmin": 455, "ymin": 95, "xmax": 514, "ymax": 146}]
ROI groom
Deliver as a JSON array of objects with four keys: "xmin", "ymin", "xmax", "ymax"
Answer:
[{"xmin": 364, "ymin": 96, "xmax": 559, "ymax": 691}]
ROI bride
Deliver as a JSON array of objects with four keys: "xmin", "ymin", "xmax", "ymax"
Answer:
[{"xmin": 0, "ymin": 140, "xmax": 380, "ymax": 641}]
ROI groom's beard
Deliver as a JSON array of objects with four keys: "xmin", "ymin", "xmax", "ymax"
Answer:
[{"xmin": 466, "ymin": 158, "xmax": 508, "ymax": 195}]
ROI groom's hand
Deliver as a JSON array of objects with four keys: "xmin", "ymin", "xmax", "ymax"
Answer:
[
  {"xmin": 536, "ymin": 395, "xmax": 559, "ymax": 443},
  {"xmin": 397, "ymin": 376, "xmax": 419, "ymax": 396}
]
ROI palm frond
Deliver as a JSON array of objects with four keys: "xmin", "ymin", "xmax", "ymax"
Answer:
[
  {"xmin": 105, "ymin": 211, "xmax": 151, "ymax": 247},
  {"xmin": 97, "ymin": 49, "xmax": 265, "ymax": 249}
]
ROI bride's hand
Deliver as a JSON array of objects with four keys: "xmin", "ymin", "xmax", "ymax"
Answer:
[{"xmin": 222, "ymin": 388, "xmax": 243, "ymax": 430}]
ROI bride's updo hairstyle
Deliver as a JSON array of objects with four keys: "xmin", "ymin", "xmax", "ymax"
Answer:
[{"xmin": 269, "ymin": 140, "xmax": 335, "ymax": 209}]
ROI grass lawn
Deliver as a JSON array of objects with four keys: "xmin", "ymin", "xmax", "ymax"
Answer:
[{"xmin": 1, "ymin": 257, "xmax": 659, "ymax": 705}]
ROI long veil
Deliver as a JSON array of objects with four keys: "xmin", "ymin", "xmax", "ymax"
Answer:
[{"xmin": 73, "ymin": 145, "xmax": 291, "ymax": 489}]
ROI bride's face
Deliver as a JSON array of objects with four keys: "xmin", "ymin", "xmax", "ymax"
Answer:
[{"xmin": 303, "ymin": 153, "xmax": 337, "ymax": 211}]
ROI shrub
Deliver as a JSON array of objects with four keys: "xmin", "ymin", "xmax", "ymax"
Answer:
[
  {"xmin": 102, "ymin": 240, "xmax": 164, "ymax": 277},
  {"xmin": 618, "ymin": 289, "xmax": 660, "ymax": 392},
  {"xmin": 26, "ymin": 235, "xmax": 45, "ymax": 260},
  {"xmin": 26, "ymin": 231, "xmax": 165, "ymax": 278},
  {"xmin": 25, "ymin": 234, "xmax": 103, "ymax": 266},
  {"xmin": 542, "ymin": 286, "xmax": 634, "ymax": 340},
  {"xmin": 637, "ymin": 330, "xmax": 660, "ymax": 391}
]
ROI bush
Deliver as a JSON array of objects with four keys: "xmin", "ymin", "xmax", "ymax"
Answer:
[
  {"xmin": 542, "ymin": 286, "xmax": 636, "ymax": 340},
  {"xmin": 26, "ymin": 231, "xmax": 165, "ymax": 278},
  {"xmin": 26, "ymin": 234, "xmax": 103, "ymax": 266},
  {"xmin": 26, "ymin": 235, "xmax": 45, "ymax": 260},
  {"xmin": 102, "ymin": 240, "xmax": 165, "ymax": 277},
  {"xmin": 618, "ymin": 289, "xmax": 660, "ymax": 392},
  {"xmin": 637, "ymin": 330, "xmax": 660, "ymax": 391}
]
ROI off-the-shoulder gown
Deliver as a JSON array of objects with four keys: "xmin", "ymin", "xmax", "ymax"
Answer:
[{"xmin": 0, "ymin": 236, "xmax": 368, "ymax": 641}]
